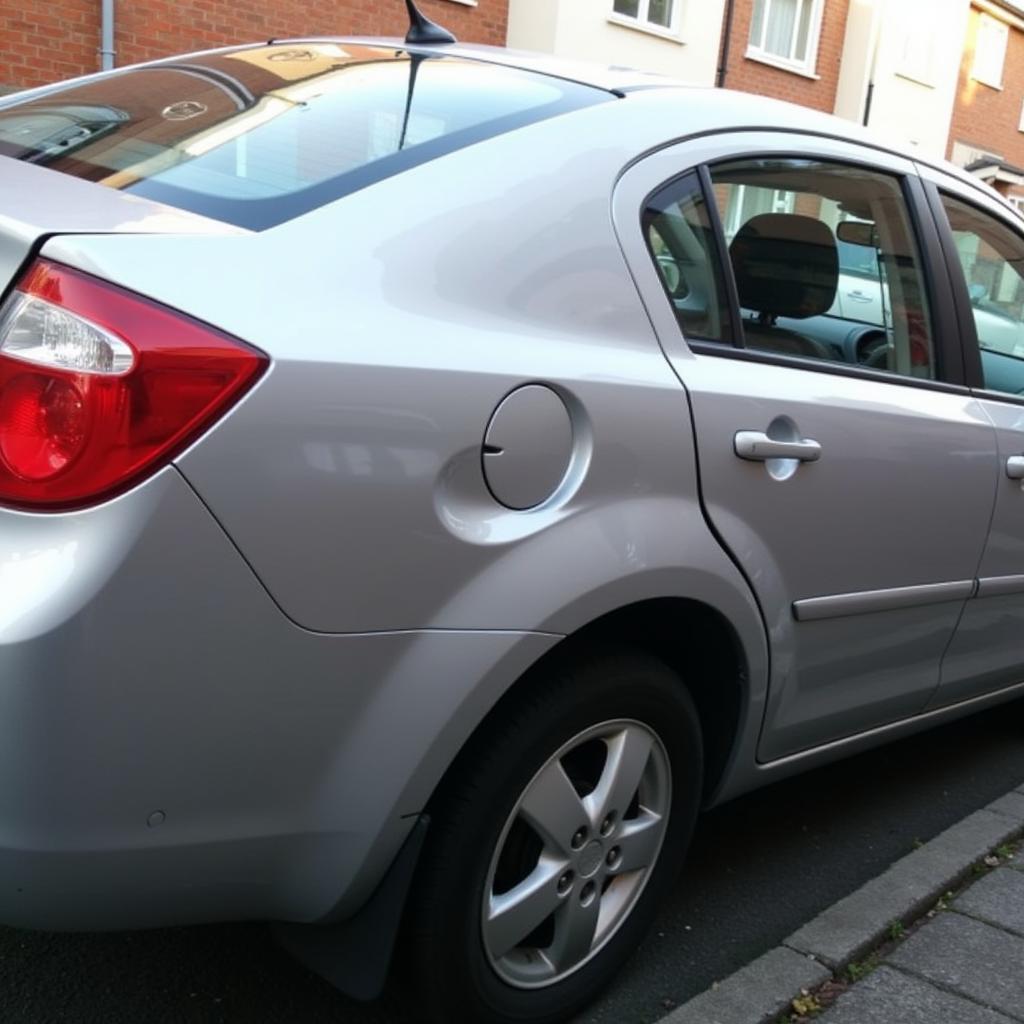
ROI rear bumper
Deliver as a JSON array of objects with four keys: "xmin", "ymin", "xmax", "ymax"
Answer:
[{"xmin": 0, "ymin": 469, "xmax": 555, "ymax": 930}]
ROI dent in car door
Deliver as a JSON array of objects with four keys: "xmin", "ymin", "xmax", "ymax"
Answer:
[{"xmin": 614, "ymin": 133, "xmax": 998, "ymax": 762}]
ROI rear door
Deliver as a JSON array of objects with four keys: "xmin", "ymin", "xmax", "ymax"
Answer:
[
  {"xmin": 922, "ymin": 167, "xmax": 1024, "ymax": 707},
  {"xmin": 614, "ymin": 133, "xmax": 998, "ymax": 761}
]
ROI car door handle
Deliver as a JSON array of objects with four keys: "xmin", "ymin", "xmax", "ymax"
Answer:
[
  {"xmin": 1007, "ymin": 455, "xmax": 1024, "ymax": 480},
  {"xmin": 847, "ymin": 291, "xmax": 872, "ymax": 302},
  {"xmin": 734, "ymin": 431, "xmax": 822, "ymax": 463}
]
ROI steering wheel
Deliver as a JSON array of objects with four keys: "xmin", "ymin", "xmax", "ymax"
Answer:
[{"xmin": 859, "ymin": 335, "xmax": 890, "ymax": 370}]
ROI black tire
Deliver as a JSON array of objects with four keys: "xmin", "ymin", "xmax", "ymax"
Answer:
[{"xmin": 403, "ymin": 648, "xmax": 704, "ymax": 1024}]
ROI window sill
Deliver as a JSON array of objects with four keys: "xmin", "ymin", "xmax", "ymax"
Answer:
[
  {"xmin": 744, "ymin": 48, "xmax": 820, "ymax": 80},
  {"xmin": 894, "ymin": 70, "xmax": 936, "ymax": 89},
  {"xmin": 607, "ymin": 14, "xmax": 685, "ymax": 45}
]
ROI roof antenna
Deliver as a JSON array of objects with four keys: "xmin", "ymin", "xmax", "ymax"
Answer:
[{"xmin": 404, "ymin": 0, "xmax": 457, "ymax": 45}]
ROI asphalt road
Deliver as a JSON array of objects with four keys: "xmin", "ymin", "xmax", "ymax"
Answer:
[{"xmin": 2, "ymin": 702, "xmax": 1022, "ymax": 1024}]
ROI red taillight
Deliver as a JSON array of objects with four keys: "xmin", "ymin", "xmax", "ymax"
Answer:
[{"xmin": 0, "ymin": 260, "xmax": 267, "ymax": 510}]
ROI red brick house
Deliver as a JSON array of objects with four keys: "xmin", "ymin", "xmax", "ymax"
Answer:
[
  {"xmin": 948, "ymin": 0, "xmax": 1024, "ymax": 208},
  {"xmin": 717, "ymin": 0, "xmax": 850, "ymax": 113},
  {"xmin": 0, "ymin": 0, "xmax": 508, "ymax": 91}
]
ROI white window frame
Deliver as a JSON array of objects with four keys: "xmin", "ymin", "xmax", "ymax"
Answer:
[
  {"xmin": 608, "ymin": 0, "xmax": 684, "ymax": 42},
  {"xmin": 745, "ymin": 0, "xmax": 825, "ymax": 79},
  {"xmin": 972, "ymin": 12, "xmax": 1009, "ymax": 89}
]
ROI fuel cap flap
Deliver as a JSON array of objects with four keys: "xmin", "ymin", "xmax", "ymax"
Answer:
[{"xmin": 482, "ymin": 385, "xmax": 573, "ymax": 510}]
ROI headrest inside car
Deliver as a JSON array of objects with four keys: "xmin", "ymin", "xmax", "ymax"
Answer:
[{"xmin": 729, "ymin": 213, "xmax": 839, "ymax": 320}]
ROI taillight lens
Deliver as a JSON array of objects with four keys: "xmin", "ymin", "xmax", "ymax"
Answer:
[{"xmin": 0, "ymin": 260, "xmax": 267, "ymax": 510}]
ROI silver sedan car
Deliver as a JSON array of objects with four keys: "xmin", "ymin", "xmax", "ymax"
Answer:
[{"xmin": 1, "ymin": 11, "xmax": 1023, "ymax": 1024}]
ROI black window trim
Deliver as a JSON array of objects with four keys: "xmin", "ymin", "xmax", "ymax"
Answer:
[
  {"xmin": 903, "ymin": 172, "xmax": 967, "ymax": 387},
  {"xmin": 698, "ymin": 163, "xmax": 745, "ymax": 348},
  {"xmin": 682, "ymin": 337, "xmax": 972, "ymax": 397},
  {"xmin": 653, "ymin": 149, "xmax": 972, "ymax": 395}
]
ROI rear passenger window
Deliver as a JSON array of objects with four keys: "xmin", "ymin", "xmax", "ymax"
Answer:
[
  {"xmin": 709, "ymin": 159, "xmax": 937, "ymax": 380},
  {"xmin": 643, "ymin": 172, "xmax": 733, "ymax": 343},
  {"xmin": 938, "ymin": 194, "xmax": 1024, "ymax": 397}
]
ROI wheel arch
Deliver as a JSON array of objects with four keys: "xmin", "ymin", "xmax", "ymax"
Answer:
[
  {"xmin": 549, "ymin": 597, "xmax": 750, "ymax": 805},
  {"xmin": 287, "ymin": 593, "xmax": 765, "ymax": 995},
  {"xmin": 427, "ymin": 595, "xmax": 758, "ymax": 818}
]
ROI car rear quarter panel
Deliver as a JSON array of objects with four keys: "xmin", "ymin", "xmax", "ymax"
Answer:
[
  {"xmin": 0, "ymin": 467, "xmax": 563, "ymax": 927},
  {"xmin": 43, "ymin": 97, "xmax": 766, "ymax": 638}
]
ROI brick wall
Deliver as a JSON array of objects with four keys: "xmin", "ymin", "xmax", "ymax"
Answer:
[
  {"xmin": 719, "ymin": 0, "xmax": 850, "ymax": 113},
  {"xmin": 0, "ymin": 0, "xmax": 507, "ymax": 90},
  {"xmin": 948, "ymin": 5, "xmax": 1024, "ymax": 167}
]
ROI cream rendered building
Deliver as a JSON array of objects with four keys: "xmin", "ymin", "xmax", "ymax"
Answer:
[
  {"xmin": 509, "ymin": 0, "xmax": 972, "ymax": 163},
  {"xmin": 506, "ymin": 0, "xmax": 728, "ymax": 84},
  {"xmin": 834, "ymin": 0, "xmax": 970, "ymax": 159}
]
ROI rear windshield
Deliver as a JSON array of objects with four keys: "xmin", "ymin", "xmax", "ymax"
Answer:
[{"xmin": 0, "ymin": 44, "xmax": 608, "ymax": 230}]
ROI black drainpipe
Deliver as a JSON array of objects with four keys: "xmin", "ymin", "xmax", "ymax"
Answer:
[
  {"xmin": 862, "ymin": 80, "xmax": 875, "ymax": 126},
  {"xmin": 716, "ymin": 0, "xmax": 738, "ymax": 87}
]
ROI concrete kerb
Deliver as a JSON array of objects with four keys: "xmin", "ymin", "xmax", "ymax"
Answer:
[
  {"xmin": 784, "ymin": 807, "xmax": 1021, "ymax": 968},
  {"xmin": 989, "ymin": 790, "xmax": 1024, "ymax": 823},
  {"xmin": 661, "ymin": 782, "xmax": 1024, "ymax": 1024},
  {"xmin": 658, "ymin": 947, "xmax": 831, "ymax": 1024}
]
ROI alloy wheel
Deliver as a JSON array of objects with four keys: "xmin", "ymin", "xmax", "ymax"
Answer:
[{"xmin": 481, "ymin": 718, "xmax": 672, "ymax": 988}]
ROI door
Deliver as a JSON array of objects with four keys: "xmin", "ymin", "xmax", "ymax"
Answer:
[
  {"xmin": 614, "ymin": 134, "xmax": 998, "ymax": 761},
  {"xmin": 925, "ymin": 174, "xmax": 1024, "ymax": 706}
]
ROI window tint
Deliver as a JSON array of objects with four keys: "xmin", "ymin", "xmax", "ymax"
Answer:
[
  {"xmin": 939, "ymin": 194, "xmax": 1024, "ymax": 397},
  {"xmin": 709, "ymin": 158, "xmax": 937, "ymax": 380},
  {"xmin": 0, "ymin": 44, "xmax": 607, "ymax": 230},
  {"xmin": 643, "ymin": 172, "xmax": 733, "ymax": 343}
]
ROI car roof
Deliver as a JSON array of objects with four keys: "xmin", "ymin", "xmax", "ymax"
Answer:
[
  {"xmin": 269, "ymin": 38, "xmax": 1020, "ymax": 205},
  {"xmin": 283, "ymin": 36, "xmax": 699, "ymax": 93}
]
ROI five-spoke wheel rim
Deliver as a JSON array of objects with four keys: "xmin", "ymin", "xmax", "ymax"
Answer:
[{"xmin": 481, "ymin": 718, "xmax": 672, "ymax": 989}]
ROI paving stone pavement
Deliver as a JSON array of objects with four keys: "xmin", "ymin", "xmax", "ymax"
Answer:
[
  {"xmin": 818, "ymin": 860, "xmax": 1024, "ymax": 1023},
  {"xmin": 663, "ymin": 782, "xmax": 1024, "ymax": 1024},
  {"xmin": 819, "ymin": 965, "xmax": 1015, "ymax": 1024}
]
